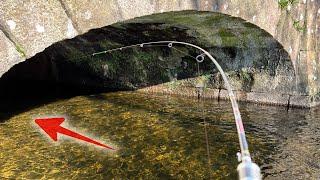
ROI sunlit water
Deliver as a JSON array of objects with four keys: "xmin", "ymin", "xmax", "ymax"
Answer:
[{"xmin": 0, "ymin": 91, "xmax": 319, "ymax": 179}]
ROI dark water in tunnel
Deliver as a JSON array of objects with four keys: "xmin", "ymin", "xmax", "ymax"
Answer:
[{"xmin": 0, "ymin": 91, "xmax": 319, "ymax": 179}]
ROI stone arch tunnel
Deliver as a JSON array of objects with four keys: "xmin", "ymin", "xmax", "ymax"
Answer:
[{"xmin": 0, "ymin": 0, "xmax": 319, "ymax": 107}]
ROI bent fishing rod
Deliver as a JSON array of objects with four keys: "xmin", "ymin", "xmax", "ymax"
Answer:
[{"xmin": 91, "ymin": 41, "xmax": 261, "ymax": 180}]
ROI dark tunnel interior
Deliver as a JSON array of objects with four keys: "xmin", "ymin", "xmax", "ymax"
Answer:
[{"xmin": 0, "ymin": 11, "xmax": 295, "ymax": 120}]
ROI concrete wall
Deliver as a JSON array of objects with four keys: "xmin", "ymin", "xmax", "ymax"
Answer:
[{"xmin": 0, "ymin": 0, "xmax": 319, "ymax": 98}]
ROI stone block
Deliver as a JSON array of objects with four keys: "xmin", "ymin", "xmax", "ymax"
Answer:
[
  {"xmin": 0, "ymin": 0, "xmax": 78, "ymax": 58},
  {"xmin": 289, "ymin": 95, "xmax": 311, "ymax": 108},
  {"xmin": 202, "ymin": 88, "xmax": 220, "ymax": 99},
  {"xmin": 0, "ymin": 31, "xmax": 24, "ymax": 77},
  {"xmin": 219, "ymin": 89, "xmax": 247, "ymax": 101},
  {"xmin": 247, "ymin": 92, "xmax": 290, "ymax": 105},
  {"xmin": 60, "ymin": 0, "xmax": 122, "ymax": 33}
]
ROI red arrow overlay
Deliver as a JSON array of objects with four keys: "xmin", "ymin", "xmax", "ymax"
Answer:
[{"xmin": 35, "ymin": 117, "xmax": 114, "ymax": 150}]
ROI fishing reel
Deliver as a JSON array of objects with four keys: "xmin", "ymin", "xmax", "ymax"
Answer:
[{"xmin": 237, "ymin": 153, "xmax": 261, "ymax": 180}]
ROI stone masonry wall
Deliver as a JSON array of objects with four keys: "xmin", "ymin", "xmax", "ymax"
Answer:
[{"xmin": 0, "ymin": 0, "xmax": 319, "ymax": 106}]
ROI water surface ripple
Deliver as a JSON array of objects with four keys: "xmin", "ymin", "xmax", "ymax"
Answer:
[{"xmin": 0, "ymin": 92, "xmax": 319, "ymax": 179}]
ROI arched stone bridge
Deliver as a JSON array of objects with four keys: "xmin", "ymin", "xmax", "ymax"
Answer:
[{"xmin": 0, "ymin": 0, "xmax": 319, "ymax": 107}]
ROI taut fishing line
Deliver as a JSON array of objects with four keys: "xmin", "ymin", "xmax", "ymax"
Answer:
[{"xmin": 69, "ymin": 41, "xmax": 261, "ymax": 180}]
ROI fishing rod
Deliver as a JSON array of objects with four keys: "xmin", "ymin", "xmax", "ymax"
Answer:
[{"xmin": 91, "ymin": 41, "xmax": 261, "ymax": 179}]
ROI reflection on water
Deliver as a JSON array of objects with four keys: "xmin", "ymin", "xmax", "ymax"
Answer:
[{"xmin": 0, "ymin": 91, "xmax": 319, "ymax": 179}]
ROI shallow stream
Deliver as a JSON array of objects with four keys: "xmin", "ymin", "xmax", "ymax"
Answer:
[{"xmin": 0, "ymin": 91, "xmax": 319, "ymax": 179}]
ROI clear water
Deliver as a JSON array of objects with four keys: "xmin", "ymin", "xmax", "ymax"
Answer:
[{"xmin": 0, "ymin": 91, "xmax": 319, "ymax": 179}]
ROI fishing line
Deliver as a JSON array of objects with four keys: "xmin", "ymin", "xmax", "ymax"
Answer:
[
  {"xmin": 65, "ymin": 40, "xmax": 261, "ymax": 179},
  {"xmin": 195, "ymin": 58, "xmax": 212, "ymax": 173},
  {"xmin": 71, "ymin": 41, "xmax": 248, "ymax": 155},
  {"xmin": 202, "ymin": 104, "xmax": 211, "ymax": 175},
  {"xmin": 171, "ymin": 46, "xmax": 198, "ymax": 60}
]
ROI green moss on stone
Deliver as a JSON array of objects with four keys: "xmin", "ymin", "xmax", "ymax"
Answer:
[{"xmin": 15, "ymin": 44, "xmax": 26, "ymax": 58}]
